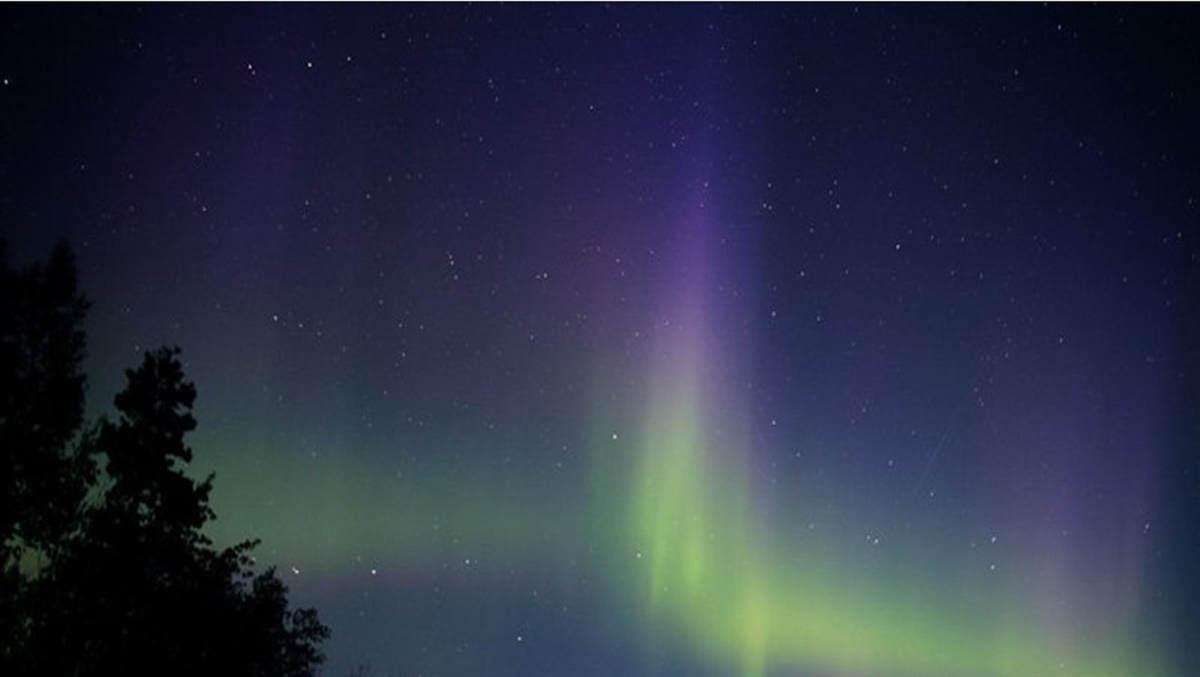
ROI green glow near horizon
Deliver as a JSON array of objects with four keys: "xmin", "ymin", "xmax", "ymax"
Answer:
[
  {"xmin": 608, "ymin": 377, "xmax": 1166, "ymax": 677},
  {"xmin": 196, "ymin": 393, "xmax": 1170, "ymax": 676},
  {"xmin": 586, "ymin": 323, "xmax": 1168, "ymax": 677},
  {"xmin": 193, "ymin": 336, "xmax": 1169, "ymax": 676}
]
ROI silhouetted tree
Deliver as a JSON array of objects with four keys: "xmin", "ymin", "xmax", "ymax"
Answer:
[
  {"xmin": 1, "ymin": 243, "xmax": 328, "ymax": 677},
  {"xmin": 1, "ymin": 240, "xmax": 94, "ymax": 669},
  {"xmin": 0, "ymin": 241, "xmax": 92, "ymax": 554}
]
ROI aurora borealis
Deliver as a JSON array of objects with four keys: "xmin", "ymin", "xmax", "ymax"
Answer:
[{"xmin": 2, "ymin": 4, "xmax": 1198, "ymax": 676}]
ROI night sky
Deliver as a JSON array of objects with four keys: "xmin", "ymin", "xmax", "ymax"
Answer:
[{"xmin": 2, "ymin": 5, "xmax": 1198, "ymax": 676}]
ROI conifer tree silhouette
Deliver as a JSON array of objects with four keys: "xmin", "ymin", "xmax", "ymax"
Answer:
[{"xmin": 2, "ymin": 242, "xmax": 328, "ymax": 677}]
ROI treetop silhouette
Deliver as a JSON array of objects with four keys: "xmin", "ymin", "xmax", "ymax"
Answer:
[{"xmin": 1, "ymin": 241, "xmax": 328, "ymax": 677}]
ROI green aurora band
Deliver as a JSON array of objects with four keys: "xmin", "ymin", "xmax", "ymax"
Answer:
[
  {"xmin": 591, "ymin": 366, "xmax": 1168, "ymax": 677},
  {"xmin": 203, "ymin": 389, "xmax": 1170, "ymax": 677}
]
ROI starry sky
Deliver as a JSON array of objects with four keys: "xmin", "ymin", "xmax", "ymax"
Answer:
[{"xmin": 2, "ymin": 4, "xmax": 1198, "ymax": 677}]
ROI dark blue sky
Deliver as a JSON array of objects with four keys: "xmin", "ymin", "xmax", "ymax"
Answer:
[{"xmin": 3, "ymin": 5, "xmax": 1197, "ymax": 676}]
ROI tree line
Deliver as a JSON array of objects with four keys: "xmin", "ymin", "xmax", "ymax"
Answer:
[{"xmin": 1, "ymin": 240, "xmax": 329, "ymax": 676}]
